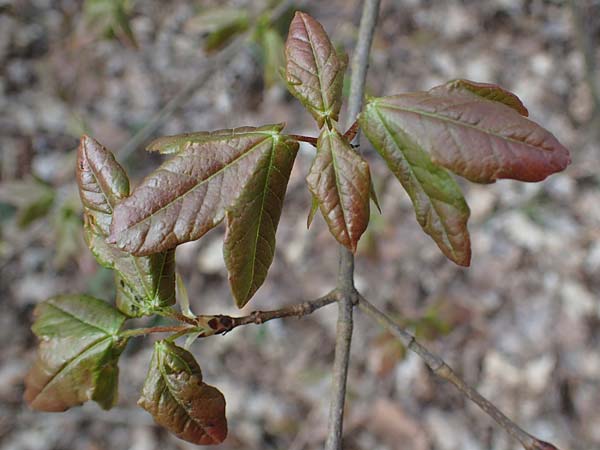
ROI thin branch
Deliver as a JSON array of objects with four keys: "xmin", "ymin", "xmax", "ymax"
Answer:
[
  {"xmin": 288, "ymin": 134, "xmax": 319, "ymax": 146},
  {"xmin": 357, "ymin": 295, "xmax": 561, "ymax": 450},
  {"xmin": 118, "ymin": 0, "xmax": 298, "ymax": 161},
  {"xmin": 326, "ymin": 1, "xmax": 381, "ymax": 450},
  {"xmin": 120, "ymin": 292, "xmax": 338, "ymax": 340},
  {"xmin": 568, "ymin": 0, "xmax": 600, "ymax": 124}
]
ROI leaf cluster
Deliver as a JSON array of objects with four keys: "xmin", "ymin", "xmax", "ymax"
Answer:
[{"xmin": 24, "ymin": 11, "xmax": 570, "ymax": 447}]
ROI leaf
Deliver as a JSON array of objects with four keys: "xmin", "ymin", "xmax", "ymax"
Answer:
[
  {"xmin": 363, "ymin": 83, "xmax": 570, "ymax": 184},
  {"xmin": 435, "ymin": 79, "xmax": 529, "ymax": 116},
  {"xmin": 0, "ymin": 177, "xmax": 55, "ymax": 228},
  {"xmin": 360, "ymin": 103, "xmax": 471, "ymax": 266},
  {"xmin": 307, "ymin": 194, "xmax": 319, "ymax": 228},
  {"xmin": 260, "ymin": 27, "xmax": 286, "ymax": 88},
  {"xmin": 109, "ymin": 124, "xmax": 287, "ymax": 256},
  {"xmin": 223, "ymin": 136, "xmax": 298, "ymax": 307},
  {"xmin": 138, "ymin": 341, "xmax": 227, "ymax": 445},
  {"xmin": 77, "ymin": 136, "xmax": 175, "ymax": 317},
  {"xmin": 77, "ymin": 135, "xmax": 129, "ymax": 236},
  {"xmin": 24, "ymin": 294, "xmax": 128, "ymax": 411},
  {"xmin": 285, "ymin": 12, "xmax": 347, "ymax": 128},
  {"xmin": 306, "ymin": 128, "xmax": 370, "ymax": 252}
]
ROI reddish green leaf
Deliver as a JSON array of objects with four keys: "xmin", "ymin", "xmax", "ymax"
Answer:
[
  {"xmin": 435, "ymin": 79, "xmax": 529, "ymax": 116},
  {"xmin": 364, "ymin": 84, "xmax": 570, "ymax": 183},
  {"xmin": 138, "ymin": 341, "xmax": 227, "ymax": 446},
  {"xmin": 306, "ymin": 129, "xmax": 370, "ymax": 252},
  {"xmin": 360, "ymin": 103, "xmax": 471, "ymax": 266},
  {"xmin": 307, "ymin": 194, "xmax": 319, "ymax": 228},
  {"xmin": 77, "ymin": 136, "xmax": 176, "ymax": 317},
  {"xmin": 109, "ymin": 124, "xmax": 287, "ymax": 256},
  {"xmin": 285, "ymin": 12, "xmax": 347, "ymax": 128},
  {"xmin": 223, "ymin": 137, "xmax": 298, "ymax": 307},
  {"xmin": 77, "ymin": 135, "xmax": 129, "ymax": 235},
  {"xmin": 24, "ymin": 295, "xmax": 128, "ymax": 411}
]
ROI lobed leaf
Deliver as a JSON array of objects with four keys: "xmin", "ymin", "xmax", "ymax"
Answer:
[
  {"xmin": 77, "ymin": 136, "xmax": 176, "ymax": 317},
  {"xmin": 364, "ymin": 82, "xmax": 570, "ymax": 184},
  {"xmin": 223, "ymin": 136, "xmax": 298, "ymax": 307},
  {"xmin": 285, "ymin": 12, "xmax": 347, "ymax": 128},
  {"xmin": 77, "ymin": 135, "xmax": 129, "ymax": 235},
  {"xmin": 434, "ymin": 79, "xmax": 529, "ymax": 116},
  {"xmin": 109, "ymin": 124, "xmax": 287, "ymax": 256},
  {"xmin": 24, "ymin": 295, "xmax": 128, "ymax": 411},
  {"xmin": 138, "ymin": 341, "xmax": 227, "ymax": 446},
  {"xmin": 306, "ymin": 128, "xmax": 370, "ymax": 252},
  {"xmin": 360, "ymin": 104, "xmax": 471, "ymax": 265}
]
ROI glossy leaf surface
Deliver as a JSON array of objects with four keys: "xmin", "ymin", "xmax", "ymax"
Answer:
[
  {"xmin": 77, "ymin": 135, "xmax": 129, "ymax": 235},
  {"xmin": 138, "ymin": 341, "xmax": 227, "ymax": 445},
  {"xmin": 285, "ymin": 12, "xmax": 347, "ymax": 128},
  {"xmin": 435, "ymin": 79, "xmax": 529, "ymax": 116},
  {"xmin": 223, "ymin": 137, "xmax": 298, "ymax": 307},
  {"xmin": 77, "ymin": 136, "xmax": 175, "ymax": 316},
  {"xmin": 364, "ymin": 82, "xmax": 570, "ymax": 183},
  {"xmin": 360, "ymin": 105, "xmax": 471, "ymax": 265},
  {"xmin": 110, "ymin": 125, "xmax": 286, "ymax": 256},
  {"xmin": 306, "ymin": 129, "xmax": 370, "ymax": 252},
  {"xmin": 24, "ymin": 295, "xmax": 128, "ymax": 411}
]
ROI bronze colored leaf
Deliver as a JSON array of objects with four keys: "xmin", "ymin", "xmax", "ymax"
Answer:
[
  {"xmin": 76, "ymin": 136, "xmax": 176, "ymax": 317},
  {"xmin": 77, "ymin": 135, "xmax": 129, "ymax": 235},
  {"xmin": 109, "ymin": 124, "xmax": 286, "ymax": 256},
  {"xmin": 285, "ymin": 12, "xmax": 347, "ymax": 128},
  {"xmin": 434, "ymin": 79, "xmax": 529, "ymax": 116},
  {"xmin": 365, "ymin": 84, "xmax": 570, "ymax": 184},
  {"xmin": 138, "ymin": 341, "xmax": 227, "ymax": 445},
  {"xmin": 223, "ymin": 137, "xmax": 298, "ymax": 307},
  {"xmin": 306, "ymin": 128, "xmax": 370, "ymax": 252},
  {"xmin": 24, "ymin": 295, "xmax": 128, "ymax": 411},
  {"xmin": 360, "ymin": 103, "xmax": 471, "ymax": 266}
]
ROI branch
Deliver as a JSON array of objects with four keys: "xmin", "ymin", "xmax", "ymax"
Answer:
[
  {"xmin": 121, "ymin": 292, "xmax": 338, "ymax": 339},
  {"xmin": 357, "ymin": 295, "xmax": 561, "ymax": 450},
  {"xmin": 326, "ymin": 2, "xmax": 381, "ymax": 450}
]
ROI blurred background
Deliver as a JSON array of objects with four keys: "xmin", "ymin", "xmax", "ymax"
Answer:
[{"xmin": 1, "ymin": 0, "xmax": 600, "ymax": 449}]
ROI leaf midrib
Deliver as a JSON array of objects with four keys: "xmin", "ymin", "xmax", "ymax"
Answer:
[
  {"xmin": 375, "ymin": 100, "xmax": 553, "ymax": 153},
  {"xmin": 373, "ymin": 106, "xmax": 462, "ymax": 258},
  {"xmin": 120, "ymin": 135, "xmax": 274, "ymax": 233}
]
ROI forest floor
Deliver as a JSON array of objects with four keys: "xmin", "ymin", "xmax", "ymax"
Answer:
[{"xmin": 1, "ymin": 1, "xmax": 600, "ymax": 449}]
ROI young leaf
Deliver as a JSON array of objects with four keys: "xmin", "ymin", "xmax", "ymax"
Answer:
[
  {"xmin": 435, "ymin": 79, "xmax": 529, "ymax": 116},
  {"xmin": 77, "ymin": 135, "xmax": 129, "ymax": 235},
  {"xmin": 138, "ymin": 341, "xmax": 227, "ymax": 445},
  {"xmin": 223, "ymin": 136, "xmax": 299, "ymax": 307},
  {"xmin": 360, "ymin": 106, "xmax": 471, "ymax": 265},
  {"xmin": 285, "ymin": 12, "xmax": 347, "ymax": 128},
  {"xmin": 109, "ymin": 124, "xmax": 287, "ymax": 256},
  {"xmin": 24, "ymin": 295, "xmax": 128, "ymax": 411},
  {"xmin": 77, "ymin": 136, "xmax": 176, "ymax": 317},
  {"xmin": 306, "ymin": 128, "xmax": 370, "ymax": 252},
  {"xmin": 363, "ymin": 83, "xmax": 570, "ymax": 184}
]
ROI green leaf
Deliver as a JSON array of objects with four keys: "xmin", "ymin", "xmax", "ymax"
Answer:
[
  {"xmin": 307, "ymin": 194, "xmax": 319, "ymax": 228},
  {"xmin": 77, "ymin": 135, "xmax": 129, "ymax": 236},
  {"xmin": 109, "ymin": 124, "xmax": 288, "ymax": 256},
  {"xmin": 306, "ymin": 128, "xmax": 370, "ymax": 252},
  {"xmin": 138, "ymin": 341, "xmax": 227, "ymax": 445},
  {"xmin": 77, "ymin": 136, "xmax": 176, "ymax": 317},
  {"xmin": 0, "ymin": 177, "xmax": 55, "ymax": 228},
  {"xmin": 285, "ymin": 12, "xmax": 347, "ymax": 128},
  {"xmin": 223, "ymin": 136, "xmax": 298, "ymax": 307},
  {"xmin": 360, "ymin": 101, "xmax": 471, "ymax": 266},
  {"xmin": 363, "ymin": 83, "xmax": 570, "ymax": 184},
  {"xmin": 260, "ymin": 27, "xmax": 286, "ymax": 88},
  {"xmin": 436, "ymin": 79, "xmax": 529, "ymax": 116},
  {"xmin": 24, "ymin": 295, "xmax": 128, "ymax": 411}
]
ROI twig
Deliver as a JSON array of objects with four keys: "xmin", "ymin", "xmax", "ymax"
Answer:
[
  {"xmin": 118, "ymin": 0, "xmax": 298, "ymax": 161},
  {"xmin": 357, "ymin": 295, "xmax": 561, "ymax": 450},
  {"xmin": 568, "ymin": 0, "xmax": 600, "ymax": 124},
  {"xmin": 121, "ymin": 291, "xmax": 338, "ymax": 339},
  {"xmin": 326, "ymin": 1, "xmax": 381, "ymax": 450}
]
